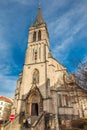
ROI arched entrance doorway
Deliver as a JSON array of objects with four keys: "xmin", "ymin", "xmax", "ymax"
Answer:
[
  {"xmin": 26, "ymin": 88, "xmax": 43, "ymax": 117},
  {"xmin": 32, "ymin": 103, "xmax": 38, "ymax": 116}
]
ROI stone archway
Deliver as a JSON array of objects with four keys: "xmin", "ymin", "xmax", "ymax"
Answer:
[{"xmin": 26, "ymin": 88, "xmax": 43, "ymax": 116}]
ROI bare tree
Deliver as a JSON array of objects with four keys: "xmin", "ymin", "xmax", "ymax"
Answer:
[{"xmin": 75, "ymin": 62, "xmax": 87, "ymax": 89}]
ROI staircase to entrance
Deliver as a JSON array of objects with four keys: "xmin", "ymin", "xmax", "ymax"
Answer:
[{"xmin": 1, "ymin": 112, "xmax": 45, "ymax": 130}]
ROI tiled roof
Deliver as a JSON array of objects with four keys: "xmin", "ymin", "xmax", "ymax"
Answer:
[{"xmin": 0, "ymin": 96, "xmax": 13, "ymax": 104}]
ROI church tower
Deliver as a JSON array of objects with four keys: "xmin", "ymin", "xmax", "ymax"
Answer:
[
  {"xmin": 12, "ymin": 5, "xmax": 73, "ymax": 130},
  {"xmin": 17, "ymin": 7, "xmax": 52, "ymax": 117},
  {"xmin": 25, "ymin": 7, "xmax": 50, "ymax": 65},
  {"xmin": 14, "ymin": 6, "xmax": 66, "ymax": 119}
]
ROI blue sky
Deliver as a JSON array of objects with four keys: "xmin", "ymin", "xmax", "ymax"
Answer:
[{"xmin": 0, "ymin": 0, "xmax": 87, "ymax": 98}]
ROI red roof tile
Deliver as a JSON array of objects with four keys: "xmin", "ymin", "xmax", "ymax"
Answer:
[{"xmin": 0, "ymin": 96, "xmax": 13, "ymax": 104}]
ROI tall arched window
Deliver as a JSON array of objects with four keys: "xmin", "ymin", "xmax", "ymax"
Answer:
[
  {"xmin": 33, "ymin": 31, "xmax": 36, "ymax": 42},
  {"xmin": 38, "ymin": 30, "xmax": 41, "ymax": 41},
  {"xmin": 32, "ymin": 69, "xmax": 39, "ymax": 84}
]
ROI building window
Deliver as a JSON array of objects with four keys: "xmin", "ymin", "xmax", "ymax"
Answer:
[
  {"xmin": 35, "ymin": 51, "xmax": 37, "ymax": 61},
  {"xmin": 32, "ymin": 69, "xmax": 39, "ymax": 84},
  {"xmin": 0, "ymin": 102, "xmax": 3, "ymax": 105},
  {"xmin": 38, "ymin": 30, "xmax": 41, "ymax": 41},
  {"xmin": 0, "ymin": 107, "xmax": 2, "ymax": 110},
  {"xmin": 33, "ymin": 31, "xmax": 36, "ymax": 42}
]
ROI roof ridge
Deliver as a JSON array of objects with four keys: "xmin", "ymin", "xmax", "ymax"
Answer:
[{"xmin": 0, "ymin": 96, "xmax": 13, "ymax": 103}]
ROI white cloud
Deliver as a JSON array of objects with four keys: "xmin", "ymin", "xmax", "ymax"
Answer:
[
  {"xmin": 10, "ymin": 0, "xmax": 36, "ymax": 5},
  {"xmin": 48, "ymin": 1, "xmax": 87, "ymax": 61},
  {"xmin": 0, "ymin": 23, "xmax": 21, "ymax": 73},
  {"xmin": 49, "ymin": 1, "xmax": 87, "ymax": 38},
  {"xmin": 44, "ymin": 0, "xmax": 67, "ymax": 15},
  {"xmin": 82, "ymin": 56, "xmax": 87, "ymax": 63},
  {"xmin": 0, "ymin": 74, "xmax": 17, "ymax": 98},
  {"xmin": 0, "ymin": 24, "xmax": 11, "ymax": 58},
  {"xmin": 52, "ymin": 36, "xmax": 73, "ymax": 60}
]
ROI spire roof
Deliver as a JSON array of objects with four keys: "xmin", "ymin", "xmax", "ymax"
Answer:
[{"xmin": 34, "ymin": 7, "xmax": 45, "ymax": 26}]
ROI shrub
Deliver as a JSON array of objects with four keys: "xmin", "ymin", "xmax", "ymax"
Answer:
[{"xmin": 71, "ymin": 119, "xmax": 87, "ymax": 129}]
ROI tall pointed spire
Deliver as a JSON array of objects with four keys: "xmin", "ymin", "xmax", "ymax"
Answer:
[{"xmin": 34, "ymin": 6, "xmax": 45, "ymax": 26}]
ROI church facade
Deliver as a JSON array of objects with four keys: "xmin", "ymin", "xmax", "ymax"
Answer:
[{"xmin": 3, "ymin": 7, "xmax": 87, "ymax": 130}]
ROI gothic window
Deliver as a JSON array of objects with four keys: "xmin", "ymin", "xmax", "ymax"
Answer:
[
  {"xmin": 33, "ymin": 31, "xmax": 36, "ymax": 42},
  {"xmin": 38, "ymin": 30, "xmax": 41, "ymax": 41},
  {"xmin": 32, "ymin": 69, "xmax": 39, "ymax": 84}
]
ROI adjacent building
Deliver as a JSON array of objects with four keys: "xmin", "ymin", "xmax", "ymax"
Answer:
[{"xmin": 0, "ymin": 96, "xmax": 13, "ymax": 124}]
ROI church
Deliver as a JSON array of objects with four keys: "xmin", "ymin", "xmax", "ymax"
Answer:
[{"xmin": 3, "ymin": 6, "xmax": 87, "ymax": 130}]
